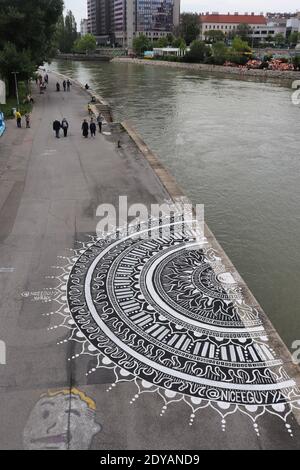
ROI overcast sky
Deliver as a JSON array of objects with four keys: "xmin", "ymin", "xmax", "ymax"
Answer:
[{"xmin": 64, "ymin": 0, "xmax": 299, "ymax": 25}]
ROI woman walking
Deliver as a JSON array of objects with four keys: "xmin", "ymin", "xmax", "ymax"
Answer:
[{"xmin": 82, "ymin": 119, "xmax": 89, "ymax": 138}]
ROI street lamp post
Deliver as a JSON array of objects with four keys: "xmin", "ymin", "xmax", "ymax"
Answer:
[{"xmin": 11, "ymin": 72, "xmax": 20, "ymax": 110}]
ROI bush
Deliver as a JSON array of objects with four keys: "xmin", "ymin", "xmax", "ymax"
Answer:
[
  {"xmin": 227, "ymin": 51, "xmax": 250, "ymax": 66},
  {"xmin": 293, "ymin": 56, "xmax": 300, "ymax": 70},
  {"xmin": 185, "ymin": 40, "xmax": 211, "ymax": 63},
  {"xmin": 0, "ymin": 81, "xmax": 32, "ymax": 119},
  {"xmin": 211, "ymin": 42, "xmax": 228, "ymax": 65}
]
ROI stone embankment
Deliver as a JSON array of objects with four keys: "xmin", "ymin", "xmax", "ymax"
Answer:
[{"xmin": 112, "ymin": 57, "xmax": 300, "ymax": 84}]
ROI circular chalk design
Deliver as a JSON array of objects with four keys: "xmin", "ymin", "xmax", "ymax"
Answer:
[{"xmin": 67, "ymin": 224, "xmax": 296, "ymax": 406}]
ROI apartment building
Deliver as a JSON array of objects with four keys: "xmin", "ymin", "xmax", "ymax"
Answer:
[
  {"xmin": 199, "ymin": 12, "xmax": 267, "ymax": 40},
  {"xmin": 88, "ymin": 0, "xmax": 180, "ymax": 48},
  {"xmin": 87, "ymin": 0, "xmax": 114, "ymax": 44}
]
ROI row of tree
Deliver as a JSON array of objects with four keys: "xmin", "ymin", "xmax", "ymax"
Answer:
[
  {"xmin": 181, "ymin": 37, "xmax": 252, "ymax": 66},
  {"xmin": 0, "ymin": 2, "xmax": 94, "ymax": 98},
  {"xmin": 56, "ymin": 11, "xmax": 98, "ymax": 54},
  {"xmin": 0, "ymin": 0, "xmax": 64, "ymax": 96}
]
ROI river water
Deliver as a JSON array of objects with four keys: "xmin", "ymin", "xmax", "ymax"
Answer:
[{"xmin": 50, "ymin": 60, "xmax": 300, "ymax": 350}]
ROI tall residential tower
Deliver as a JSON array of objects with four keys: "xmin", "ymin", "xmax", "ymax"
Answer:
[
  {"xmin": 87, "ymin": 0, "xmax": 180, "ymax": 48},
  {"xmin": 87, "ymin": 0, "xmax": 114, "ymax": 45}
]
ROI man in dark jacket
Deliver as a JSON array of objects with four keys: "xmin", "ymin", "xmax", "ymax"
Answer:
[
  {"xmin": 90, "ymin": 118, "xmax": 96, "ymax": 138},
  {"xmin": 61, "ymin": 118, "xmax": 69, "ymax": 137},
  {"xmin": 53, "ymin": 120, "xmax": 61, "ymax": 138}
]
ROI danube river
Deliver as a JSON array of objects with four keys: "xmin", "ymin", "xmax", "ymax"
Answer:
[{"xmin": 50, "ymin": 59, "xmax": 300, "ymax": 350}]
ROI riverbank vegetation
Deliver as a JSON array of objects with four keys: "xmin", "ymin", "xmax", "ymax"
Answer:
[
  {"xmin": 73, "ymin": 34, "xmax": 97, "ymax": 54},
  {"xmin": 1, "ymin": 82, "xmax": 33, "ymax": 119},
  {"xmin": 56, "ymin": 10, "xmax": 78, "ymax": 54},
  {"xmin": 132, "ymin": 13, "xmax": 300, "ymax": 71}
]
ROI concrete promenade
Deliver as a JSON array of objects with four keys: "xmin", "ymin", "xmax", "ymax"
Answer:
[{"xmin": 0, "ymin": 72, "xmax": 300, "ymax": 450}]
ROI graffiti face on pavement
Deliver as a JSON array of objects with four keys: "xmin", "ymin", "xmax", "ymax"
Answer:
[{"xmin": 23, "ymin": 388, "xmax": 102, "ymax": 450}]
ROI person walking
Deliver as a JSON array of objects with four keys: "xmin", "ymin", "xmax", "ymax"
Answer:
[
  {"xmin": 61, "ymin": 118, "xmax": 69, "ymax": 137},
  {"xmin": 67, "ymin": 80, "xmax": 71, "ymax": 92},
  {"xmin": 53, "ymin": 119, "xmax": 61, "ymax": 138},
  {"xmin": 56, "ymin": 82, "xmax": 60, "ymax": 92},
  {"xmin": 15, "ymin": 110, "xmax": 22, "ymax": 128},
  {"xmin": 87, "ymin": 103, "xmax": 93, "ymax": 116},
  {"xmin": 82, "ymin": 119, "xmax": 89, "ymax": 139},
  {"xmin": 44, "ymin": 74, "xmax": 49, "ymax": 85},
  {"xmin": 97, "ymin": 113, "xmax": 103, "ymax": 133},
  {"xmin": 90, "ymin": 118, "xmax": 96, "ymax": 138},
  {"xmin": 63, "ymin": 80, "xmax": 67, "ymax": 92},
  {"xmin": 25, "ymin": 113, "xmax": 31, "ymax": 129}
]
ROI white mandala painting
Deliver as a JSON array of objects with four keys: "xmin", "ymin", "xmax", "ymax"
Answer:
[{"xmin": 38, "ymin": 216, "xmax": 300, "ymax": 436}]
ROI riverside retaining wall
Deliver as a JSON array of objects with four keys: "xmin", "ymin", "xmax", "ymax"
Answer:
[{"xmin": 112, "ymin": 57, "xmax": 300, "ymax": 84}]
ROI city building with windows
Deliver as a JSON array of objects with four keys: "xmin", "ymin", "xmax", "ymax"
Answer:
[
  {"xmin": 87, "ymin": 0, "xmax": 114, "ymax": 45},
  {"xmin": 113, "ymin": 0, "xmax": 180, "ymax": 48},
  {"xmin": 87, "ymin": 0, "xmax": 180, "ymax": 48},
  {"xmin": 199, "ymin": 12, "xmax": 267, "ymax": 40},
  {"xmin": 80, "ymin": 19, "xmax": 89, "ymax": 36},
  {"xmin": 87, "ymin": 0, "xmax": 97, "ymax": 35}
]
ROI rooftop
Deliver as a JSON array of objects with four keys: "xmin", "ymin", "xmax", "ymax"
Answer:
[{"xmin": 200, "ymin": 13, "xmax": 267, "ymax": 25}]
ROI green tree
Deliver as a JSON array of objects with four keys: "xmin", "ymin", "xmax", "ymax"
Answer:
[
  {"xmin": 180, "ymin": 13, "xmax": 200, "ymax": 45},
  {"xmin": 56, "ymin": 10, "xmax": 78, "ymax": 53},
  {"xmin": 212, "ymin": 41, "xmax": 228, "ymax": 65},
  {"xmin": 265, "ymin": 34, "xmax": 274, "ymax": 44},
  {"xmin": 173, "ymin": 37, "xmax": 183, "ymax": 47},
  {"xmin": 0, "ymin": 0, "xmax": 63, "ymax": 96},
  {"xmin": 288, "ymin": 31, "xmax": 300, "ymax": 46},
  {"xmin": 235, "ymin": 23, "xmax": 252, "ymax": 41},
  {"xmin": 274, "ymin": 33, "xmax": 286, "ymax": 47},
  {"xmin": 157, "ymin": 37, "xmax": 169, "ymax": 48},
  {"xmin": 185, "ymin": 40, "xmax": 210, "ymax": 63},
  {"xmin": 227, "ymin": 37, "xmax": 252, "ymax": 65},
  {"xmin": 205, "ymin": 30, "xmax": 225, "ymax": 43},
  {"xmin": 166, "ymin": 33, "xmax": 175, "ymax": 45},
  {"xmin": 132, "ymin": 34, "xmax": 151, "ymax": 56},
  {"xmin": 73, "ymin": 34, "xmax": 97, "ymax": 54},
  {"xmin": 0, "ymin": 42, "xmax": 36, "ymax": 95},
  {"xmin": 231, "ymin": 37, "xmax": 252, "ymax": 52}
]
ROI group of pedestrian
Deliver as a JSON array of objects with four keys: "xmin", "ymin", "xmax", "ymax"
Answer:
[
  {"xmin": 36, "ymin": 73, "xmax": 47, "ymax": 94},
  {"xmin": 82, "ymin": 118, "xmax": 97, "ymax": 138},
  {"xmin": 52, "ymin": 113, "xmax": 103, "ymax": 140},
  {"xmin": 53, "ymin": 118, "xmax": 69, "ymax": 138},
  {"xmin": 56, "ymin": 80, "xmax": 71, "ymax": 92},
  {"xmin": 15, "ymin": 110, "xmax": 31, "ymax": 129}
]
